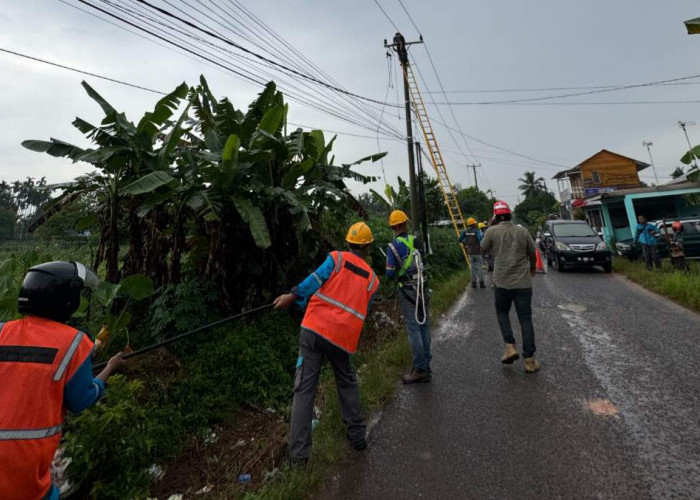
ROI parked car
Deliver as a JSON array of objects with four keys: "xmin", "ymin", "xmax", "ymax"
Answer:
[
  {"xmin": 615, "ymin": 218, "xmax": 700, "ymax": 260},
  {"xmin": 540, "ymin": 220, "xmax": 612, "ymax": 272}
]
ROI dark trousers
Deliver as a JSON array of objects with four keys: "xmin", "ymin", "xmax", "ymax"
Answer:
[
  {"xmin": 494, "ymin": 287, "xmax": 536, "ymax": 358},
  {"xmin": 289, "ymin": 328, "xmax": 365, "ymax": 460},
  {"xmin": 642, "ymin": 244, "xmax": 661, "ymax": 270}
]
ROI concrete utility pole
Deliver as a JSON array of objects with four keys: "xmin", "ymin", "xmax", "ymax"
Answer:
[
  {"xmin": 642, "ymin": 141, "xmax": 660, "ymax": 185},
  {"xmin": 385, "ymin": 32, "xmax": 423, "ymax": 238},
  {"xmin": 467, "ymin": 164, "xmax": 479, "ymax": 191},
  {"xmin": 678, "ymin": 120, "xmax": 698, "ymax": 169},
  {"xmin": 415, "ymin": 141, "xmax": 430, "ymax": 254}
]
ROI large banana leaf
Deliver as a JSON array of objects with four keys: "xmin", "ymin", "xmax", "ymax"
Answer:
[
  {"xmin": 21, "ymin": 139, "xmax": 84, "ymax": 161},
  {"xmin": 137, "ymin": 82, "xmax": 188, "ymax": 139},
  {"xmin": 81, "ymin": 81, "xmax": 117, "ymax": 117},
  {"xmin": 122, "ymin": 171, "xmax": 177, "ymax": 195},
  {"xmin": 72, "ymin": 118, "xmax": 115, "ymax": 147},
  {"xmin": 232, "ymin": 195, "xmax": 271, "ymax": 248},
  {"xmin": 258, "ymin": 104, "xmax": 285, "ymax": 135}
]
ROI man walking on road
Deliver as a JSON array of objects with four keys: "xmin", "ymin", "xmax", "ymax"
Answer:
[
  {"xmin": 634, "ymin": 215, "xmax": 661, "ymax": 271},
  {"xmin": 386, "ymin": 210, "xmax": 432, "ymax": 384},
  {"xmin": 274, "ymin": 222, "xmax": 379, "ymax": 464},
  {"xmin": 459, "ymin": 218, "xmax": 485, "ymax": 288},
  {"xmin": 481, "ymin": 201, "xmax": 540, "ymax": 373}
]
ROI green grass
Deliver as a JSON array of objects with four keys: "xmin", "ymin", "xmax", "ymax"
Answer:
[
  {"xmin": 613, "ymin": 258, "xmax": 700, "ymax": 312},
  {"xmin": 246, "ymin": 268, "xmax": 472, "ymax": 499}
]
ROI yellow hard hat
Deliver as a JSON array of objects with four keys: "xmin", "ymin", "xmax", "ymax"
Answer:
[
  {"xmin": 478, "ymin": 222, "xmax": 486, "ymax": 229},
  {"xmin": 389, "ymin": 210, "xmax": 409, "ymax": 227},
  {"xmin": 346, "ymin": 221, "xmax": 374, "ymax": 244},
  {"xmin": 467, "ymin": 217, "xmax": 477, "ymax": 226}
]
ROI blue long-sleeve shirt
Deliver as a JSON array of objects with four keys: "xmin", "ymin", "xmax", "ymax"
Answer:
[
  {"xmin": 634, "ymin": 223, "xmax": 658, "ymax": 246},
  {"xmin": 64, "ymin": 355, "xmax": 105, "ymax": 413},
  {"xmin": 293, "ymin": 252, "xmax": 376, "ymax": 310}
]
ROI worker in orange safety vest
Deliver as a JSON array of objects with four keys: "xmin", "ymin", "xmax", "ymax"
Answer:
[
  {"xmin": 274, "ymin": 221, "xmax": 379, "ymax": 463},
  {"xmin": 0, "ymin": 261, "xmax": 125, "ymax": 500}
]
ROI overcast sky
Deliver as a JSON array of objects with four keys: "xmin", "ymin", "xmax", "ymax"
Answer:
[{"xmin": 1, "ymin": 0, "xmax": 700, "ymax": 204}]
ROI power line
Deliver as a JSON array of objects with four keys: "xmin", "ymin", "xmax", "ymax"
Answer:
[
  {"xmin": 426, "ymin": 72, "xmax": 700, "ymax": 105},
  {"xmin": 0, "ymin": 46, "xmax": 164, "ymax": 94},
  {"xmin": 428, "ymin": 99, "xmax": 700, "ymax": 106},
  {"xmin": 373, "ymin": 0, "xmax": 399, "ymax": 31},
  {"xmin": 133, "ymin": 0, "xmax": 400, "ymax": 108},
  {"xmin": 65, "ymin": 0, "xmax": 404, "ymax": 140},
  {"xmin": 425, "ymin": 81, "xmax": 700, "ymax": 94},
  {"xmin": 1, "ymin": 44, "xmax": 405, "ymax": 143}
]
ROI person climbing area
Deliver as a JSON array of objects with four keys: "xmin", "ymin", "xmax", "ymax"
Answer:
[
  {"xmin": 459, "ymin": 218, "xmax": 486, "ymax": 288},
  {"xmin": 0, "ymin": 261, "xmax": 126, "ymax": 500},
  {"xmin": 385, "ymin": 210, "xmax": 432, "ymax": 384},
  {"xmin": 274, "ymin": 222, "xmax": 379, "ymax": 464}
]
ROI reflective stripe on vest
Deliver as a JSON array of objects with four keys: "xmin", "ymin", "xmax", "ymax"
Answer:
[
  {"xmin": 301, "ymin": 251, "xmax": 379, "ymax": 354},
  {"xmin": 0, "ymin": 424, "xmax": 64, "ymax": 441},
  {"xmin": 53, "ymin": 331, "xmax": 84, "ymax": 381},
  {"xmin": 314, "ymin": 291, "xmax": 366, "ymax": 320}
]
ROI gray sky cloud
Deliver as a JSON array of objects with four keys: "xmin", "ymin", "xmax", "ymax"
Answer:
[{"xmin": 1, "ymin": 0, "xmax": 699, "ymax": 203}]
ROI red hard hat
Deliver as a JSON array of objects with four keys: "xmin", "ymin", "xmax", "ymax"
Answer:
[
  {"xmin": 493, "ymin": 200, "xmax": 511, "ymax": 215},
  {"xmin": 672, "ymin": 221, "xmax": 683, "ymax": 231}
]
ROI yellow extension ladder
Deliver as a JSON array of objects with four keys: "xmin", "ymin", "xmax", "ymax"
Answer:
[{"xmin": 403, "ymin": 64, "xmax": 470, "ymax": 267}]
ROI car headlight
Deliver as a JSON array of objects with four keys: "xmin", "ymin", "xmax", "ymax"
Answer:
[
  {"xmin": 616, "ymin": 243, "xmax": 629, "ymax": 250},
  {"xmin": 596, "ymin": 242, "xmax": 607, "ymax": 251},
  {"xmin": 555, "ymin": 241, "xmax": 570, "ymax": 251}
]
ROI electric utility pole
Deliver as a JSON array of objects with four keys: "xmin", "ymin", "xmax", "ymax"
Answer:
[
  {"xmin": 678, "ymin": 120, "xmax": 698, "ymax": 169},
  {"xmin": 467, "ymin": 164, "xmax": 479, "ymax": 191},
  {"xmin": 642, "ymin": 141, "xmax": 660, "ymax": 185},
  {"xmin": 385, "ymin": 32, "xmax": 423, "ymax": 238},
  {"xmin": 415, "ymin": 141, "xmax": 430, "ymax": 254}
]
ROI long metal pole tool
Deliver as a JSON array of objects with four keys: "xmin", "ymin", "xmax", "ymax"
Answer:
[{"xmin": 93, "ymin": 303, "xmax": 275, "ymax": 370}]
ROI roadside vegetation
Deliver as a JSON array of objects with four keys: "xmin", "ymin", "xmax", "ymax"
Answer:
[
  {"xmin": 0, "ymin": 77, "xmax": 472, "ymax": 498},
  {"xmin": 613, "ymin": 258, "xmax": 700, "ymax": 312}
]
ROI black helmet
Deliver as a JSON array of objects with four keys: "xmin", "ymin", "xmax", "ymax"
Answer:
[{"xmin": 18, "ymin": 261, "xmax": 100, "ymax": 323}]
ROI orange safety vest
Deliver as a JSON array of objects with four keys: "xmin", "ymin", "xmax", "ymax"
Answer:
[
  {"xmin": 301, "ymin": 251, "xmax": 379, "ymax": 354},
  {"xmin": 0, "ymin": 317, "xmax": 94, "ymax": 500}
]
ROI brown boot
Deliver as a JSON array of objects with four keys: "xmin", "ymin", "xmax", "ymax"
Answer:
[
  {"xmin": 402, "ymin": 369, "xmax": 431, "ymax": 384},
  {"xmin": 524, "ymin": 357, "xmax": 540, "ymax": 373},
  {"xmin": 501, "ymin": 343, "xmax": 519, "ymax": 364}
]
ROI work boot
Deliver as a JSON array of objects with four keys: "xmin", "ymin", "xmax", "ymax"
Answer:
[
  {"xmin": 471, "ymin": 282, "xmax": 477, "ymax": 288},
  {"xmin": 479, "ymin": 281, "xmax": 486, "ymax": 288},
  {"xmin": 402, "ymin": 369, "xmax": 431, "ymax": 384},
  {"xmin": 501, "ymin": 343, "xmax": 519, "ymax": 364},
  {"xmin": 351, "ymin": 437, "xmax": 367, "ymax": 451},
  {"xmin": 524, "ymin": 357, "xmax": 541, "ymax": 373}
]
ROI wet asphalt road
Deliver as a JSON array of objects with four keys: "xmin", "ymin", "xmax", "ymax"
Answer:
[{"xmin": 322, "ymin": 268, "xmax": 700, "ymax": 499}]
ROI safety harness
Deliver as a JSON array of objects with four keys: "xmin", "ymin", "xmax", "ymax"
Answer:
[{"xmin": 388, "ymin": 235, "xmax": 427, "ymax": 325}]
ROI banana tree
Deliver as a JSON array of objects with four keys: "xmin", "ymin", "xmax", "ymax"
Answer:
[{"xmin": 23, "ymin": 81, "xmax": 189, "ymax": 283}]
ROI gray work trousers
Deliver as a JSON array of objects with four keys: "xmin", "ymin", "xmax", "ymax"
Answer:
[{"xmin": 289, "ymin": 328, "xmax": 366, "ymax": 460}]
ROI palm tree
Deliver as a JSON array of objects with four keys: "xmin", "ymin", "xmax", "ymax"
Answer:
[
  {"xmin": 518, "ymin": 171, "xmax": 545, "ymax": 198},
  {"xmin": 671, "ymin": 166, "xmax": 685, "ymax": 179}
]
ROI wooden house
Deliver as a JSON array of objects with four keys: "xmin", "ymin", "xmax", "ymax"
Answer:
[{"xmin": 553, "ymin": 150, "xmax": 649, "ymax": 214}]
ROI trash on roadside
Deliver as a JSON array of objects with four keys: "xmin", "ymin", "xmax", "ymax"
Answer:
[
  {"xmin": 234, "ymin": 439, "xmax": 246, "ymax": 448},
  {"xmin": 312, "ymin": 418, "xmax": 320, "ymax": 431},
  {"xmin": 51, "ymin": 448, "xmax": 75, "ymax": 495},
  {"xmin": 203, "ymin": 430, "xmax": 218, "ymax": 445},
  {"xmin": 166, "ymin": 495, "xmax": 183, "ymax": 500},
  {"xmin": 313, "ymin": 406, "xmax": 322, "ymax": 419},
  {"xmin": 264, "ymin": 468, "xmax": 280, "ymax": 483},
  {"xmin": 195, "ymin": 484, "xmax": 214, "ymax": 495},
  {"xmin": 147, "ymin": 464, "xmax": 165, "ymax": 481},
  {"xmin": 373, "ymin": 311, "xmax": 396, "ymax": 327},
  {"xmin": 238, "ymin": 473, "xmax": 252, "ymax": 484}
]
